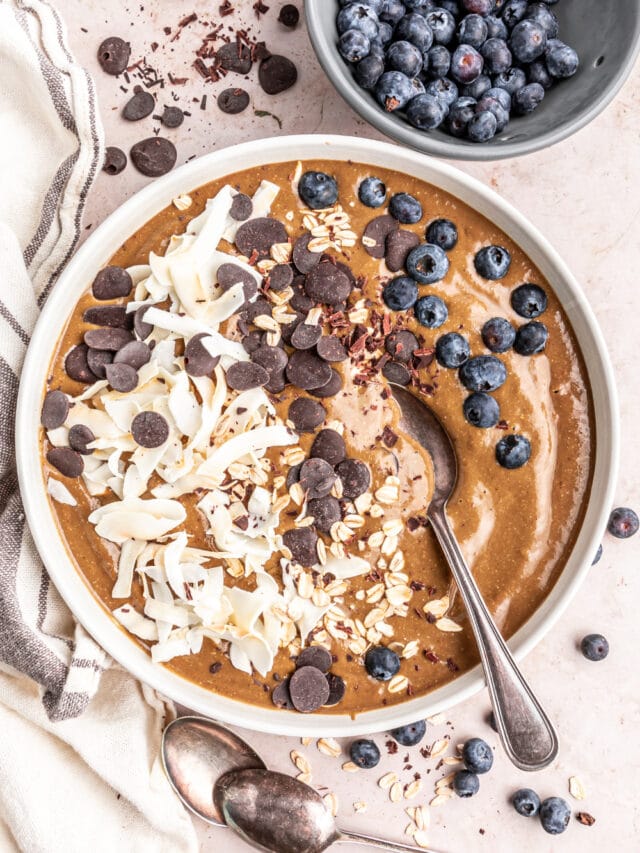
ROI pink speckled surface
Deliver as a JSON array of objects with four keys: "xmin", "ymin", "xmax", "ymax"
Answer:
[{"xmin": 62, "ymin": 1, "xmax": 640, "ymax": 850}]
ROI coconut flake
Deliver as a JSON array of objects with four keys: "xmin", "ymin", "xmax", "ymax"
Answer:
[
  {"xmin": 88, "ymin": 498, "xmax": 186, "ymax": 543},
  {"xmin": 47, "ymin": 477, "xmax": 77, "ymax": 506}
]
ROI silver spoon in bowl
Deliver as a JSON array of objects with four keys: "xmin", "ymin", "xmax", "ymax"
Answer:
[{"xmin": 390, "ymin": 384, "xmax": 558, "ymax": 771}]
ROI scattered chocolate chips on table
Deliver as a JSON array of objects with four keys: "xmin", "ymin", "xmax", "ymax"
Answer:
[
  {"xmin": 122, "ymin": 90, "xmax": 155, "ymax": 121},
  {"xmin": 130, "ymin": 137, "xmax": 177, "ymax": 177},
  {"xmin": 216, "ymin": 42, "xmax": 253, "ymax": 74},
  {"xmin": 258, "ymin": 54, "xmax": 298, "ymax": 95},
  {"xmin": 102, "ymin": 146, "xmax": 127, "ymax": 176},
  {"xmin": 278, "ymin": 4, "xmax": 300, "ymax": 29},
  {"xmin": 160, "ymin": 106, "xmax": 184, "ymax": 128},
  {"xmin": 217, "ymin": 88, "xmax": 251, "ymax": 115},
  {"xmin": 97, "ymin": 36, "xmax": 130, "ymax": 75}
]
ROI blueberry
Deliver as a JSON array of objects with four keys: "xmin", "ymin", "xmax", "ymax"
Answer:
[
  {"xmin": 439, "ymin": 0, "xmax": 460, "ymax": 14},
  {"xmin": 425, "ymin": 45, "xmax": 451, "ymax": 78},
  {"xmin": 479, "ymin": 86, "xmax": 511, "ymax": 111},
  {"xmin": 390, "ymin": 719, "xmax": 427, "ymax": 746},
  {"xmin": 485, "ymin": 14, "xmax": 507, "ymax": 40},
  {"xmin": 436, "ymin": 332, "xmax": 470, "ymax": 368},
  {"xmin": 389, "ymin": 192, "xmax": 423, "ymax": 224},
  {"xmin": 545, "ymin": 40, "xmax": 579, "ymax": 78},
  {"xmin": 406, "ymin": 243, "xmax": 449, "ymax": 283},
  {"xmin": 425, "ymin": 77, "xmax": 459, "ymax": 108},
  {"xmin": 426, "ymin": 218, "xmax": 458, "ymax": 250},
  {"xmin": 453, "ymin": 770, "xmax": 480, "ymax": 798},
  {"xmin": 462, "ymin": 0, "xmax": 494, "ymax": 14},
  {"xmin": 592, "ymin": 544, "xmax": 603, "ymax": 565},
  {"xmin": 337, "ymin": 3, "xmax": 380, "ymax": 39},
  {"xmin": 510, "ymin": 20, "xmax": 547, "ymax": 63},
  {"xmin": 462, "ymin": 74, "xmax": 491, "ymax": 99},
  {"xmin": 298, "ymin": 171, "xmax": 339, "ymax": 209},
  {"xmin": 396, "ymin": 13, "xmax": 435, "ymax": 51},
  {"xmin": 462, "ymin": 737, "xmax": 494, "ymax": 773},
  {"xmin": 340, "ymin": 0, "xmax": 383, "ymax": 11},
  {"xmin": 481, "ymin": 38, "xmax": 512, "ymax": 74},
  {"xmin": 474, "ymin": 245, "xmax": 511, "ymax": 279},
  {"xmin": 375, "ymin": 71, "xmax": 414, "ymax": 111},
  {"xmin": 457, "ymin": 14, "xmax": 488, "ymax": 49},
  {"xmin": 511, "ymin": 283, "xmax": 547, "ymax": 318},
  {"xmin": 463, "ymin": 392, "xmax": 500, "ymax": 428},
  {"xmin": 513, "ymin": 82, "xmax": 545, "ymax": 114},
  {"xmin": 539, "ymin": 797, "xmax": 571, "ymax": 835},
  {"xmin": 407, "ymin": 94, "xmax": 448, "ymax": 129},
  {"xmin": 350, "ymin": 738, "xmax": 381, "ymax": 768},
  {"xmin": 355, "ymin": 54, "xmax": 385, "ymax": 88},
  {"xmin": 607, "ymin": 506, "xmax": 639, "ymax": 539},
  {"xmin": 338, "ymin": 29, "xmax": 371, "ymax": 63},
  {"xmin": 514, "ymin": 320, "xmax": 548, "ymax": 355},
  {"xmin": 493, "ymin": 67, "xmax": 526, "ymax": 94},
  {"xmin": 525, "ymin": 2, "xmax": 559, "ymax": 39},
  {"xmin": 425, "ymin": 9, "xmax": 456, "ymax": 44},
  {"xmin": 383, "ymin": 276, "xmax": 419, "ymax": 311},
  {"xmin": 459, "ymin": 355, "xmax": 506, "ymax": 392},
  {"xmin": 482, "ymin": 317, "xmax": 515, "ymax": 352},
  {"xmin": 364, "ymin": 645, "xmax": 401, "ymax": 680},
  {"xmin": 377, "ymin": 21, "xmax": 394, "ymax": 44},
  {"xmin": 359, "ymin": 176, "xmax": 387, "ymax": 207},
  {"xmin": 512, "ymin": 788, "xmax": 541, "ymax": 817},
  {"xmin": 476, "ymin": 99, "xmax": 509, "ymax": 132},
  {"xmin": 415, "ymin": 295, "xmax": 448, "ymax": 328},
  {"xmin": 446, "ymin": 97, "xmax": 477, "ymax": 137},
  {"xmin": 379, "ymin": 0, "xmax": 406, "ymax": 25},
  {"xmin": 495, "ymin": 434, "xmax": 531, "ymax": 469},
  {"xmin": 387, "ymin": 40, "xmax": 424, "ymax": 76},
  {"xmin": 467, "ymin": 110, "xmax": 497, "ymax": 141},
  {"xmin": 580, "ymin": 633, "xmax": 609, "ymax": 662},
  {"xmin": 500, "ymin": 0, "xmax": 528, "ymax": 29},
  {"xmin": 527, "ymin": 59, "xmax": 553, "ymax": 89},
  {"xmin": 450, "ymin": 44, "xmax": 484, "ymax": 84}
]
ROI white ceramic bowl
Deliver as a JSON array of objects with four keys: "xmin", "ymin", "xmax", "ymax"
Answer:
[{"xmin": 16, "ymin": 135, "xmax": 618, "ymax": 736}]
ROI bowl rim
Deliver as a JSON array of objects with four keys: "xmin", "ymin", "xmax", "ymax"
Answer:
[
  {"xmin": 16, "ymin": 133, "xmax": 619, "ymax": 736},
  {"xmin": 303, "ymin": 0, "xmax": 640, "ymax": 162}
]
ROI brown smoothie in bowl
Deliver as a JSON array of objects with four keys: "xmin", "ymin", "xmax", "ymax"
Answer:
[{"xmin": 40, "ymin": 159, "xmax": 592, "ymax": 716}]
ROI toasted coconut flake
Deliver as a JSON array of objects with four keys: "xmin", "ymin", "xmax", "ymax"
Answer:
[{"xmin": 569, "ymin": 775, "xmax": 587, "ymax": 800}]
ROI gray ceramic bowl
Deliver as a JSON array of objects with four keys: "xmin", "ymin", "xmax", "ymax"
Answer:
[{"xmin": 305, "ymin": 0, "xmax": 640, "ymax": 160}]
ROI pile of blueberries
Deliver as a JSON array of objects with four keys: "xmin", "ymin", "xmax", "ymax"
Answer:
[{"xmin": 336, "ymin": 0, "xmax": 579, "ymax": 143}]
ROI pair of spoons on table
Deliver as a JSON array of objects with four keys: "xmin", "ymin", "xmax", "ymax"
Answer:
[{"xmin": 162, "ymin": 388, "xmax": 558, "ymax": 852}]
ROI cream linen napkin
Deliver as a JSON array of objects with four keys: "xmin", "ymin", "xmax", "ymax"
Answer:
[{"xmin": 0, "ymin": 2, "xmax": 197, "ymax": 850}]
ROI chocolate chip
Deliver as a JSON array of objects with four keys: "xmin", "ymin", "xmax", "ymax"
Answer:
[
  {"xmin": 310, "ymin": 429, "xmax": 346, "ymax": 466},
  {"xmin": 244, "ymin": 299, "xmax": 273, "ymax": 324},
  {"xmin": 87, "ymin": 348, "xmax": 113, "ymax": 378},
  {"xmin": 304, "ymin": 261, "xmax": 352, "ymax": 305},
  {"xmin": 161, "ymin": 106, "xmax": 184, "ymax": 128},
  {"xmin": 385, "ymin": 330, "xmax": 419, "ymax": 363},
  {"xmin": 123, "ymin": 90, "xmax": 155, "ymax": 121},
  {"xmin": 217, "ymin": 87, "xmax": 250, "ymax": 114},
  {"xmin": 41, "ymin": 390, "xmax": 69, "ymax": 429},
  {"xmin": 385, "ymin": 229, "xmax": 420, "ymax": 272},
  {"xmin": 217, "ymin": 262, "xmax": 258, "ymax": 301},
  {"xmin": 84, "ymin": 327, "xmax": 134, "ymax": 351},
  {"xmin": 131, "ymin": 411, "xmax": 169, "ymax": 448},
  {"xmin": 92, "ymin": 266, "xmax": 133, "ymax": 300},
  {"xmin": 316, "ymin": 336, "xmax": 347, "ymax": 363},
  {"xmin": 83, "ymin": 305, "xmax": 129, "ymax": 328},
  {"xmin": 291, "ymin": 323, "xmax": 322, "ymax": 351},
  {"xmin": 65, "ymin": 344, "xmax": 94, "ymax": 383},
  {"xmin": 134, "ymin": 305, "xmax": 153, "ymax": 340},
  {"xmin": 105, "ymin": 362, "xmax": 138, "ymax": 392},
  {"xmin": 292, "ymin": 233, "xmax": 321, "ymax": 274},
  {"xmin": 226, "ymin": 361, "xmax": 270, "ymax": 391},
  {"xmin": 286, "ymin": 350, "xmax": 332, "ymax": 390},
  {"xmin": 289, "ymin": 665, "xmax": 330, "ymax": 712},
  {"xmin": 265, "ymin": 368, "xmax": 287, "ymax": 394},
  {"xmin": 130, "ymin": 137, "xmax": 177, "ymax": 177},
  {"xmin": 278, "ymin": 4, "xmax": 300, "ymax": 28},
  {"xmin": 46, "ymin": 446, "xmax": 84, "ymax": 478},
  {"xmin": 286, "ymin": 461, "xmax": 302, "ymax": 489},
  {"xmin": 283, "ymin": 527, "xmax": 318, "ymax": 568},
  {"xmin": 267, "ymin": 263, "xmax": 294, "ymax": 291},
  {"xmin": 97, "ymin": 36, "xmax": 131, "ymax": 75},
  {"xmin": 271, "ymin": 678, "xmax": 294, "ymax": 709},
  {"xmin": 324, "ymin": 673, "xmax": 346, "ymax": 707},
  {"xmin": 114, "ymin": 341, "xmax": 151, "ymax": 370},
  {"xmin": 68, "ymin": 424, "xmax": 95, "ymax": 455},
  {"xmin": 230, "ymin": 193, "xmax": 253, "ymax": 221},
  {"xmin": 184, "ymin": 333, "xmax": 220, "ymax": 377},
  {"xmin": 258, "ymin": 55, "xmax": 298, "ymax": 95},
  {"xmin": 235, "ymin": 217, "xmax": 288, "ymax": 259},
  {"xmin": 363, "ymin": 215, "xmax": 398, "ymax": 259},
  {"xmin": 281, "ymin": 314, "xmax": 305, "ymax": 344},
  {"xmin": 382, "ymin": 360, "xmax": 411, "ymax": 385},
  {"xmin": 308, "ymin": 496, "xmax": 341, "ymax": 533},
  {"xmin": 216, "ymin": 42, "xmax": 252, "ymax": 74},
  {"xmin": 103, "ymin": 146, "xmax": 127, "ymax": 175},
  {"xmin": 252, "ymin": 345, "xmax": 288, "ymax": 374},
  {"xmin": 309, "ymin": 369, "xmax": 343, "ymax": 398},
  {"xmin": 296, "ymin": 645, "xmax": 332, "ymax": 673},
  {"xmin": 290, "ymin": 276, "xmax": 315, "ymax": 313},
  {"xmin": 288, "ymin": 397, "xmax": 326, "ymax": 432},
  {"xmin": 242, "ymin": 331, "xmax": 263, "ymax": 354},
  {"xmin": 336, "ymin": 459, "xmax": 371, "ymax": 499},
  {"xmin": 299, "ymin": 458, "xmax": 336, "ymax": 500}
]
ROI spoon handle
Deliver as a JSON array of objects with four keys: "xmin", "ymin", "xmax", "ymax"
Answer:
[
  {"xmin": 428, "ymin": 509, "xmax": 558, "ymax": 771},
  {"xmin": 338, "ymin": 828, "xmax": 440, "ymax": 852}
]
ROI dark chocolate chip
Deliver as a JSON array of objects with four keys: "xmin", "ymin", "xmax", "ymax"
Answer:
[
  {"xmin": 217, "ymin": 87, "xmax": 250, "ymax": 114},
  {"xmin": 296, "ymin": 645, "xmax": 332, "ymax": 673},
  {"xmin": 242, "ymin": 331, "xmax": 263, "ymax": 354},
  {"xmin": 226, "ymin": 361, "xmax": 270, "ymax": 391},
  {"xmin": 292, "ymin": 233, "xmax": 321, "ymax": 274},
  {"xmin": 286, "ymin": 350, "xmax": 332, "ymax": 391},
  {"xmin": 267, "ymin": 263, "xmax": 294, "ymax": 291},
  {"xmin": 385, "ymin": 229, "xmax": 420, "ymax": 272},
  {"xmin": 97, "ymin": 36, "xmax": 131, "ymax": 76},
  {"xmin": 304, "ymin": 260, "xmax": 352, "ymax": 306},
  {"xmin": 271, "ymin": 678, "xmax": 295, "ymax": 709},
  {"xmin": 216, "ymin": 42, "xmax": 252, "ymax": 74},
  {"xmin": 130, "ymin": 137, "xmax": 177, "ymax": 177},
  {"xmin": 316, "ymin": 336, "xmax": 347, "ymax": 363},
  {"xmin": 92, "ymin": 266, "xmax": 133, "ymax": 300},
  {"xmin": 324, "ymin": 673, "xmax": 346, "ymax": 707},
  {"xmin": 244, "ymin": 297, "xmax": 273, "ymax": 322},
  {"xmin": 217, "ymin": 262, "xmax": 258, "ymax": 301},
  {"xmin": 309, "ymin": 369, "xmax": 343, "ymax": 398},
  {"xmin": 68, "ymin": 424, "xmax": 95, "ymax": 455},
  {"xmin": 84, "ymin": 327, "xmax": 134, "ymax": 351},
  {"xmin": 308, "ymin": 496, "xmax": 341, "ymax": 534},
  {"xmin": 299, "ymin": 458, "xmax": 336, "ymax": 500},
  {"xmin": 46, "ymin": 446, "xmax": 84, "ymax": 478},
  {"xmin": 280, "ymin": 314, "xmax": 305, "ymax": 345},
  {"xmin": 252, "ymin": 345, "xmax": 288, "ymax": 374},
  {"xmin": 184, "ymin": 333, "xmax": 220, "ymax": 377},
  {"xmin": 363, "ymin": 215, "xmax": 398, "ymax": 259},
  {"xmin": 290, "ymin": 277, "xmax": 315, "ymax": 313},
  {"xmin": 265, "ymin": 368, "xmax": 287, "ymax": 394},
  {"xmin": 258, "ymin": 54, "xmax": 298, "ymax": 95},
  {"xmin": 131, "ymin": 411, "xmax": 169, "ymax": 448},
  {"xmin": 278, "ymin": 4, "xmax": 300, "ymax": 28},
  {"xmin": 87, "ymin": 348, "xmax": 113, "ymax": 379},
  {"xmin": 283, "ymin": 527, "xmax": 319, "ymax": 568},
  {"xmin": 382, "ymin": 360, "xmax": 411, "ymax": 385},
  {"xmin": 41, "ymin": 390, "xmax": 69, "ymax": 429},
  {"xmin": 114, "ymin": 340, "xmax": 151, "ymax": 370},
  {"xmin": 65, "ymin": 344, "xmax": 94, "ymax": 383},
  {"xmin": 123, "ymin": 90, "xmax": 155, "ymax": 121},
  {"xmin": 83, "ymin": 305, "xmax": 129, "ymax": 328},
  {"xmin": 286, "ymin": 461, "xmax": 302, "ymax": 489},
  {"xmin": 336, "ymin": 459, "xmax": 371, "ymax": 499},
  {"xmin": 291, "ymin": 323, "xmax": 322, "ymax": 351},
  {"xmin": 105, "ymin": 362, "xmax": 138, "ymax": 392},
  {"xmin": 310, "ymin": 428, "xmax": 346, "ymax": 467},
  {"xmin": 289, "ymin": 665, "xmax": 330, "ymax": 712},
  {"xmin": 230, "ymin": 193, "xmax": 253, "ymax": 221},
  {"xmin": 385, "ymin": 330, "xmax": 419, "ymax": 363},
  {"xmin": 288, "ymin": 397, "xmax": 326, "ymax": 432},
  {"xmin": 161, "ymin": 106, "xmax": 184, "ymax": 128},
  {"xmin": 134, "ymin": 305, "xmax": 153, "ymax": 340},
  {"xmin": 235, "ymin": 217, "xmax": 288, "ymax": 259},
  {"xmin": 103, "ymin": 146, "xmax": 127, "ymax": 175}
]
